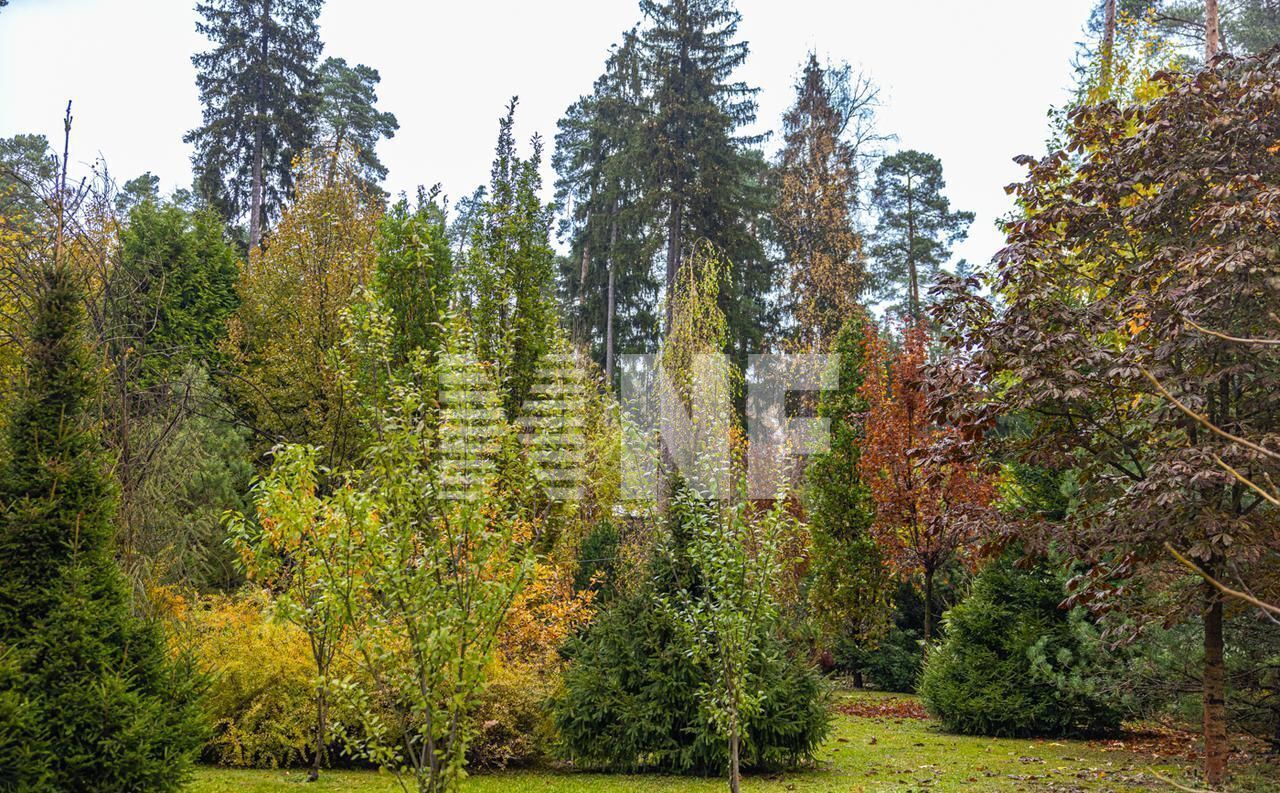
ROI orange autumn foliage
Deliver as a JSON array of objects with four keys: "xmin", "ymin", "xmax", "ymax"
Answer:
[{"xmin": 857, "ymin": 322, "xmax": 995, "ymax": 641}]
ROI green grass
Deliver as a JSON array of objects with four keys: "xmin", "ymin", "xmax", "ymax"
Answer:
[{"xmin": 186, "ymin": 691, "xmax": 1272, "ymax": 792}]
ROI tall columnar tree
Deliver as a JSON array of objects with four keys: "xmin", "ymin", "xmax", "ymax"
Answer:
[
  {"xmin": 0, "ymin": 247, "xmax": 203, "ymax": 790},
  {"xmin": 939, "ymin": 49, "xmax": 1280, "ymax": 785},
  {"xmin": 554, "ymin": 30, "xmax": 660, "ymax": 378},
  {"xmin": 867, "ymin": 150, "xmax": 973, "ymax": 320},
  {"xmin": 803, "ymin": 313, "xmax": 891, "ymax": 647},
  {"xmin": 186, "ymin": 0, "xmax": 324, "ymax": 251},
  {"xmin": 315, "ymin": 56, "xmax": 399, "ymax": 198},
  {"xmin": 774, "ymin": 55, "xmax": 877, "ymax": 349},
  {"xmin": 464, "ymin": 100, "xmax": 558, "ymax": 417}
]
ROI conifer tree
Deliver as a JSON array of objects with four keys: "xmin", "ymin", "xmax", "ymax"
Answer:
[
  {"xmin": 464, "ymin": 100, "xmax": 558, "ymax": 417},
  {"xmin": 186, "ymin": 0, "xmax": 324, "ymax": 251},
  {"xmin": 867, "ymin": 150, "xmax": 973, "ymax": 320},
  {"xmin": 315, "ymin": 56, "xmax": 399, "ymax": 198},
  {"xmin": 775, "ymin": 55, "xmax": 878, "ymax": 349},
  {"xmin": 804, "ymin": 313, "xmax": 891, "ymax": 646},
  {"xmin": 638, "ymin": 0, "xmax": 773, "ymax": 361},
  {"xmin": 0, "ymin": 250, "xmax": 202, "ymax": 792},
  {"xmin": 554, "ymin": 31, "xmax": 660, "ymax": 378}
]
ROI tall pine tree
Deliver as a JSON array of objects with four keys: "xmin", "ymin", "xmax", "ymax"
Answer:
[
  {"xmin": 186, "ymin": 0, "xmax": 324, "ymax": 251},
  {"xmin": 315, "ymin": 56, "xmax": 399, "ymax": 198},
  {"xmin": 867, "ymin": 150, "xmax": 972, "ymax": 320}
]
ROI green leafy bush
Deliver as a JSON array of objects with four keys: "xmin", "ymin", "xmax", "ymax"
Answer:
[
  {"xmin": 837, "ymin": 625, "xmax": 922, "ymax": 693},
  {"xmin": 919, "ymin": 557, "xmax": 1122, "ymax": 738}
]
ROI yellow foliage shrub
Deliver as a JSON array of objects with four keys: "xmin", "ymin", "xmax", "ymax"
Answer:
[{"xmin": 168, "ymin": 589, "xmax": 320, "ymax": 768}]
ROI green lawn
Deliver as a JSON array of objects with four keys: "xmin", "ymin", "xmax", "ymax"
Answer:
[{"xmin": 187, "ymin": 691, "xmax": 1274, "ymax": 792}]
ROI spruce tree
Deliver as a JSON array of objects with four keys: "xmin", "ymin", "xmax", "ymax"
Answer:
[
  {"xmin": 867, "ymin": 150, "xmax": 973, "ymax": 320},
  {"xmin": 186, "ymin": 0, "xmax": 324, "ymax": 250},
  {"xmin": 0, "ymin": 260, "xmax": 203, "ymax": 792},
  {"xmin": 554, "ymin": 30, "xmax": 661, "ymax": 379},
  {"xmin": 638, "ymin": 0, "xmax": 773, "ymax": 362}
]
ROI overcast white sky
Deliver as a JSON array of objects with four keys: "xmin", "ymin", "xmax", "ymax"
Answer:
[{"xmin": 0, "ymin": 0, "xmax": 1094, "ymax": 268}]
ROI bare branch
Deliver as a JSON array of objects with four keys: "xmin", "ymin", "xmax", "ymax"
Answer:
[{"xmin": 1139, "ymin": 366, "xmax": 1280, "ymax": 461}]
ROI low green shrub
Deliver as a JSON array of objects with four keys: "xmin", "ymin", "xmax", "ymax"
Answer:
[
  {"xmin": 554, "ymin": 524, "xmax": 830, "ymax": 775},
  {"xmin": 919, "ymin": 557, "xmax": 1122, "ymax": 738},
  {"xmin": 836, "ymin": 625, "xmax": 922, "ymax": 693}
]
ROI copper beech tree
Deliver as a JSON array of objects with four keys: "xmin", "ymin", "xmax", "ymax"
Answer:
[
  {"xmin": 937, "ymin": 49, "xmax": 1280, "ymax": 786},
  {"xmin": 857, "ymin": 322, "xmax": 995, "ymax": 646}
]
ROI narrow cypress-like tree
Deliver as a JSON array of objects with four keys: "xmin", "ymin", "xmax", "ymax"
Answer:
[
  {"xmin": 0, "ymin": 258, "xmax": 203, "ymax": 791},
  {"xmin": 186, "ymin": 0, "xmax": 324, "ymax": 251},
  {"xmin": 465, "ymin": 100, "xmax": 558, "ymax": 417}
]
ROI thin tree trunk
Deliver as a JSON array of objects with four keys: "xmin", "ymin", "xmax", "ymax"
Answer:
[
  {"xmin": 665, "ymin": 200, "xmax": 682, "ymax": 331},
  {"xmin": 605, "ymin": 220, "xmax": 617, "ymax": 381},
  {"xmin": 249, "ymin": 0, "xmax": 269, "ymax": 253},
  {"xmin": 728, "ymin": 728, "xmax": 741, "ymax": 793},
  {"xmin": 1206, "ymin": 0, "xmax": 1221, "ymax": 60},
  {"xmin": 1102, "ymin": 0, "xmax": 1117, "ymax": 91},
  {"xmin": 309, "ymin": 686, "xmax": 326, "ymax": 782},
  {"xmin": 922, "ymin": 566, "xmax": 934, "ymax": 646},
  {"xmin": 1202, "ymin": 570, "xmax": 1229, "ymax": 786},
  {"xmin": 905, "ymin": 175, "xmax": 918, "ymax": 319}
]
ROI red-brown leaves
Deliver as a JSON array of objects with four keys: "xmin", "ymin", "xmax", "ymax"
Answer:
[{"xmin": 858, "ymin": 322, "xmax": 996, "ymax": 584}]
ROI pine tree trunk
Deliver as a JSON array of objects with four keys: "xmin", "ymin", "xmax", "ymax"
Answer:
[
  {"xmin": 605, "ymin": 220, "xmax": 617, "ymax": 380},
  {"xmin": 1206, "ymin": 0, "xmax": 1221, "ymax": 59},
  {"xmin": 923, "ymin": 567, "xmax": 934, "ymax": 647},
  {"xmin": 1102, "ymin": 0, "xmax": 1117, "ymax": 91},
  {"xmin": 1202, "ymin": 572, "xmax": 1229, "ymax": 786},
  {"xmin": 905, "ymin": 177, "xmax": 919, "ymax": 319}
]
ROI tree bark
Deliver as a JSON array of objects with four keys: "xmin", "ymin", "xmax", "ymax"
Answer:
[
  {"xmin": 728, "ymin": 728, "xmax": 741, "ymax": 793},
  {"xmin": 249, "ymin": 0, "xmax": 270, "ymax": 254},
  {"xmin": 605, "ymin": 220, "xmax": 617, "ymax": 381},
  {"xmin": 1206, "ymin": 0, "xmax": 1221, "ymax": 60},
  {"xmin": 922, "ymin": 566, "xmax": 935, "ymax": 647},
  {"xmin": 1102, "ymin": 0, "xmax": 1117, "ymax": 91},
  {"xmin": 1202, "ymin": 572, "xmax": 1229, "ymax": 786},
  {"xmin": 905, "ymin": 173, "xmax": 919, "ymax": 319},
  {"xmin": 665, "ymin": 200, "xmax": 682, "ymax": 331},
  {"xmin": 309, "ymin": 685, "xmax": 327, "ymax": 782}
]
